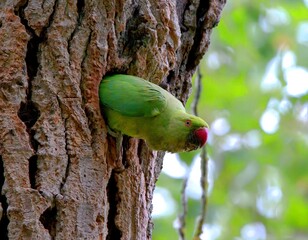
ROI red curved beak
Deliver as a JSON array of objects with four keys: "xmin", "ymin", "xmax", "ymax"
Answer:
[{"xmin": 195, "ymin": 127, "xmax": 208, "ymax": 147}]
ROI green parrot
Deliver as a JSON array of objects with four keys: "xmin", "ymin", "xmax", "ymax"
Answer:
[{"xmin": 99, "ymin": 74, "xmax": 209, "ymax": 152}]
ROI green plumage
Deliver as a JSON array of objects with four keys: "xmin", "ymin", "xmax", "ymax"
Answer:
[{"xmin": 99, "ymin": 74, "xmax": 209, "ymax": 152}]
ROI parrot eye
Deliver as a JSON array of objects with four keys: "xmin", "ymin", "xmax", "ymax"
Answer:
[{"xmin": 185, "ymin": 120, "xmax": 192, "ymax": 127}]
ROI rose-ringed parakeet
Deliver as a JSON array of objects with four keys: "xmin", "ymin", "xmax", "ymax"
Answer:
[{"xmin": 99, "ymin": 74, "xmax": 209, "ymax": 152}]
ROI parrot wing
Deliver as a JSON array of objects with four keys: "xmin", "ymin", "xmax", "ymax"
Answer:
[{"xmin": 99, "ymin": 75, "xmax": 167, "ymax": 117}]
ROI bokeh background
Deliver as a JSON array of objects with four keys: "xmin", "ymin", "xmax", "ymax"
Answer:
[{"xmin": 152, "ymin": 0, "xmax": 308, "ymax": 239}]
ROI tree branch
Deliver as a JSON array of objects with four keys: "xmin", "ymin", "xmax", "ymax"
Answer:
[
  {"xmin": 192, "ymin": 67, "xmax": 209, "ymax": 240},
  {"xmin": 177, "ymin": 66, "xmax": 209, "ymax": 240},
  {"xmin": 177, "ymin": 175, "xmax": 188, "ymax": 240}
]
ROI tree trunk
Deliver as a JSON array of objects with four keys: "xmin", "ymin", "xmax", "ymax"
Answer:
[{"xmin": 0, "ymin": 0, "xmax": 226, "ymax": 239}]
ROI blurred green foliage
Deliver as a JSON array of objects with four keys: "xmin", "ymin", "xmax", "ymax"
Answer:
[{"xmin": 153, "ymin": 0, "xmax": 308, "ymax": 239}]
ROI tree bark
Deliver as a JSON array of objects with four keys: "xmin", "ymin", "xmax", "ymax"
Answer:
[{"xmin": 0, "ymin": 0, "xmax": 226, "ymax": 239}]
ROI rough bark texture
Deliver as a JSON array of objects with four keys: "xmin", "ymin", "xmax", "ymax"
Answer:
[{"xmin": 0, "ymin": 0, "xmax": 226, "ymax": 239}]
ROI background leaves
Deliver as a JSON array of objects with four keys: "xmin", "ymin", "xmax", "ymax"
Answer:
[{"xmin": 153, "ymin": 0, "xmax": 308, "ymax": 239}]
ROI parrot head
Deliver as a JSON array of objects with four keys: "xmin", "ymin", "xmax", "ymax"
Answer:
[
  {"xmin": 185, "ymin": 126, "xmax": 208, "ymax": 151},
  {"xmin": 171, "ymin": 112, "xmax": 209, "ymax": 152}
]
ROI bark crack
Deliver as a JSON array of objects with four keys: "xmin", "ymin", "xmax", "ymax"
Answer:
[
  {"xmin": 15, "ymin": 0, "xmax": 58, "ymax": 190},
  {"xmin": 54, "ymin": 95, "xmax": 71, "ymax": 195},
  {"xmin": 80, "ymin": 30, "xmax": 92, "ymax": 107},
  {"xmin": 120, "ymin": 6, "xmax": 145, "ymax": 56},
  {"xmin": 39, "ymin": 205, "xmax": 57, "ymax": 239},
  {"xmin": 80, "ymin": 30, "xmax": 101, "ymax": 154},
  {"xmin": 59, "ymin": 116, "xmax": 71, "ymax": 194},
  {"xmin": 40, "ymin": 0, "xmax": 59, "ymax": 39},
  {"xmin": 0, "ymin": 156, "xmax": 9, "ymax": 240},
  {"xmin": 67, "ymin": 0, "xmax": 85, "ymax": 56},
  {"xmin": 28, "ymin": 155, "xmax": 38, "ymax": 189},
  {"xmin": 15, "ymin": 0, "xmax": 41, "ymax": 153},
  {"xmin": 106, "ymin": 171, "xmax": 122, "ymax": 240},
  {"xmin": 186, "ymin": 0, "xmax": 211, "ymax": 71}
]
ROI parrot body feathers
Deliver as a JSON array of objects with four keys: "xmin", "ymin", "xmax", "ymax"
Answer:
[
  {"xmin": 99, "ymin": 75, "xmax": 174, "ymax": 117},
  {"xmin": 99, "ymin": 74, "xmax": 208, "ymax": 152}
]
